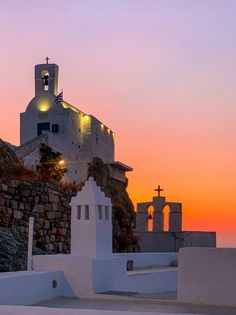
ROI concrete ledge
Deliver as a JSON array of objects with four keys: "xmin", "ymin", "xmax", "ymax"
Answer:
[
  {"xmin": 0, "ymin": 305, "xmax": 198, "ymax": 315},
  {"xmin": 178, "ymin": 247, "xmax": 236, "ymax": 307}
]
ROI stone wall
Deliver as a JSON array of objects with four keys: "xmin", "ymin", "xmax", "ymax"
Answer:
[{"xmin": 0, "ymin": 179, "xmax": 75, "ymax": 256}]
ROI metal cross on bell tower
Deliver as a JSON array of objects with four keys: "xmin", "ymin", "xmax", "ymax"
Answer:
[
  {"xmin": 155, "ymin": 185, "xmax": 164, "ymax": 197},
  {"xmin": 45, "ymin": 56, "xmax": 49, "ymax": 64}
]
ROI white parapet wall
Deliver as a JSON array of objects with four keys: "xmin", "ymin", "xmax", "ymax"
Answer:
[
  {"xmin": 34, "ymin": 253, "xmax": 177, "ymax": 296},
  {"xmin": 178, "ymin": 247, "xmax": 236, "ymax": 307},
  {"xmin": 33, "ymin": 254, "xmax": 127, "ymax": 297},
  {"xmin": 0, "ymin": 270, "xmax": 71, "ymax": 305}
]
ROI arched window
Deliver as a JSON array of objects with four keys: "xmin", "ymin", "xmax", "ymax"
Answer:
[
  {"xmin": 41, "ymin": 70, "xmax": 49, "ymax": 91},
  {"xmin": 147, "ymin": 205, "xmax": 154, "ymax": 232}
]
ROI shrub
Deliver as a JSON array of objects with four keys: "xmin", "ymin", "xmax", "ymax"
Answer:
[{"xmin": 36, "ymin": 144, "xmax": 67, "ymax": 182}]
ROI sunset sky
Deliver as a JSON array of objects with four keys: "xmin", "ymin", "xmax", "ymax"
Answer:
[{"xmin": 1, "ymin": 0, "xmax": 236, "ymax": 246}]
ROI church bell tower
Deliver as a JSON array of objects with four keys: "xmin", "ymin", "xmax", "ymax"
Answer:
[
  {"xmin": 35, "ymin": 57, "xmax": 59, "ymax": 96},
  {"xmin": 20, "ymin": 57, "xmax": 60, "ymax": 145}
]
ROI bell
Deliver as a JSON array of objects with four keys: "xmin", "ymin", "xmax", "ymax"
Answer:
[
  {"xmin": 43, "ymin": 74, "xmax": 49, "ymax": 86},
  {"xmin": 148, "ymin": 213, "xmax": 153, "ymax": 220}
]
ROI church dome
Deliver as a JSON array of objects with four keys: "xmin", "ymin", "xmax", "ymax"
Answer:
[{"xmin": 25, "ymin": 92, "xmax": 61, "ymax": 113}]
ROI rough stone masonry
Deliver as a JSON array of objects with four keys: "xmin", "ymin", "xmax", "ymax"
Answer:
[{"xmin": 0, "ymin": 179, "xmax": 75, "ymax": 271}]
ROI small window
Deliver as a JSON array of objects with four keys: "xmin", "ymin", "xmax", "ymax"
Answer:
[
  {"xmin": 105, "ymin": 206, "xmax": 109, "ymax": 220},
  {"xmin": 98, "ymin": 205, "xmax": 103, "ymax": 220},
  {"xmin": 75, "ymin": 170, "xmax": 77, "ymax": 174},
  {"xmin": 85, "ymin": 205, "xmax": 89, "ymax": 220},
  {"xmin": 96, "ymin": 137, "xmax": 98, "ymax": 144},
  {"xmin": 77, "ymin": 206, "xmax": 81, "ymax": 220},
  {"xmin": 37, "ymin": 122, "xmax": 50, "ymax": 136},
  {"xmin": 52, "ymin": 124, "xmax": 59, "ymax": 133}
]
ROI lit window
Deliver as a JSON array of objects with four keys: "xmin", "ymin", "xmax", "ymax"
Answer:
[
  {"xmin": 105, "ymin": 206, "xmax": 109, "ymax": 220},
  {"xmin": 85, "ymin": 205, "xmax": 89, "ymax": 220},
  {"xmin": 98, "ymin": 205, "xmax": 103, "ymax": 220}
]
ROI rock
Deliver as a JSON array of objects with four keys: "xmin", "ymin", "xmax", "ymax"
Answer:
[
  {"xmin": 13, "ymin": 210, "xmax": 23, "ymax": 220},
  {"xmin": 0, "ymin": 139, "xmax": 20, "ymax": 179},
  {"xmin": 47, "ymin": 212, "xmax": 55, "ymax": 219},
  {"xmin": 0, "ymin": 226, "xmax": 45, "ymax": 272},
  {"xmin": 0, "ymin": 184, "xmax": 8, "ymax": 191},
  {"xmin": 10, "ymin": 200, "xmax": 18, "ymax": 210}
]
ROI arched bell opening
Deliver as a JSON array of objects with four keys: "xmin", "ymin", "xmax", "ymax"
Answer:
[
  {"xmin": 162, "ymin": 204, "xmax": 170, "ymax": 232},
  {"xmin": 147, "ymin": 205, "xmax": 154, "ymax": 232},
  {"xmin": 41, "ymin": 70, "xmax": 49, "ymax": 91}
]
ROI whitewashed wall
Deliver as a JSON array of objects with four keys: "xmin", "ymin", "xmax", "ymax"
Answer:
[
  {"xmin": 178, "ymin": 247, "xmax": 236, "ymax": 307},
  {"xmin": 0, "ymin": 270, "xmax": 72, "ymax": 305}
]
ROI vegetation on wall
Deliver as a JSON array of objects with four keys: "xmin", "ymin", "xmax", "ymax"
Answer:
[{"xmin": 36, "ymin": 144, "xmax": 67, "ymax": 182}]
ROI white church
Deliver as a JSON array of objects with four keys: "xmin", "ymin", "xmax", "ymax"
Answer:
[{"xmin": 17, "ymin": 58, "xmax": 132, "ymax": 183}]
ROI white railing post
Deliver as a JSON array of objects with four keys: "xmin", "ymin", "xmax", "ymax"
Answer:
[{"xmin": 27, "ymin": 217, "xmax": 34, "ymax": 271}]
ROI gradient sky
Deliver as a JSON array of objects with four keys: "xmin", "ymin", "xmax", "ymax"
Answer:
[{"xmin": 1, "ymin": 0, "xmax": 236, "ymax": 246}]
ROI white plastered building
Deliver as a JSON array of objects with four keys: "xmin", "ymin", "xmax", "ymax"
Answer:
[{"xmin": 18, "ymin": 60, "xmax": 132, "ymax": 183}]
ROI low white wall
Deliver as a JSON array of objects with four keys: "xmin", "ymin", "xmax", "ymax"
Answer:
[
  {"xmin": 93, "ymin": 257, "xmax": 177, "ymax": 293},
  {"xmin": 34, "ymin": 255, "xmax": 126, "ymax": 297},
  {"xmin": 115, "ymin": 269, "xmax": 177, "ymax": 294},
  {"xmin": 114, "ymin": 252, "xmax": 178, "ymax": 268},
  {"xmin": 0, "ymin": 271, "xmax": 65, "ymax": 305},
  {"xmin": 93, "ymin": 257, "xmax": 126, "ymax": 293},
  {"xmin": 178, "ymin": 247, "xmax": 236, "ymax": 306},
  {"xmin": 34, "ymin": 255, "xmax": 92, "ymax": 297},
  {"xmin": 34, "ymin": 254, "xmax": 177, "ymax": 296}
]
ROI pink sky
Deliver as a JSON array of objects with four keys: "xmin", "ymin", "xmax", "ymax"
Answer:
[{"xmin": 1, "ymin": 0, "xmax": 236, "ymax": 246}]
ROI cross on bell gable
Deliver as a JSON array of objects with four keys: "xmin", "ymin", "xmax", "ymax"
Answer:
[{"xmin": 155, "ymin": 185, "xmax": 164, "ymax": 197}]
